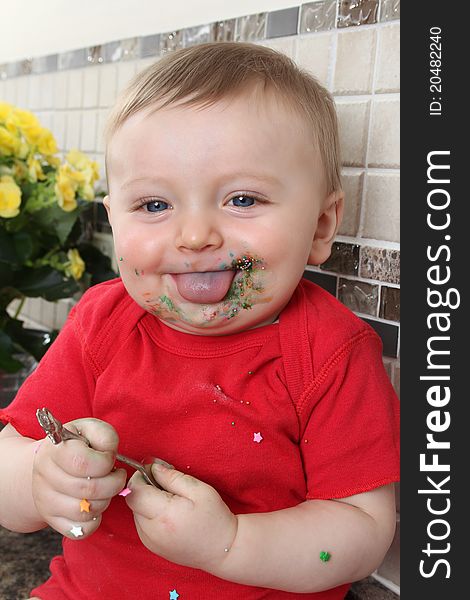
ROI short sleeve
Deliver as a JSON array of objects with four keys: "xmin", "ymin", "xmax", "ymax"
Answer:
[
  {"xmin": 299, "ymin": 332, "xmax": 400, "ymax": 500},
  {"xmin": 0, "ymin": 309, "xmax": 96, "ymax": 440}
]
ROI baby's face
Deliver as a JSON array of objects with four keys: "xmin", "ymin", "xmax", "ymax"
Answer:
[{"xmin": 105, "ymin": 88, "xmax": 329, "ymax": 335}]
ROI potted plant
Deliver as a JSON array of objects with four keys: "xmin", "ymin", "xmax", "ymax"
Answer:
[{"xmin": 0, "ymin": 101, "xmax": 115, "ymax": 384}]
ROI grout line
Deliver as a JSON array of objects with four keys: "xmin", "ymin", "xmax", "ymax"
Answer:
[
  {"xmin": 327, "ymin": 17, "xmax": 339, "ymax": 91},
  {"xmin": 305, "ymin": 265, "xmax": 400, "ymax": 290},
  {"xmin": 357, "ymin": 24, "xmax": 381, "ymax": 239},
  {"xmin": 335, "ymin": 234, "xmax": 400, "ymax": 251},
  {"xmin": 372, "ymin": 572, "xmax": 400, "ymax": 596},
  {"xmin": 342, "ymin": 166, "xmax": 400, "ymax": 175}
]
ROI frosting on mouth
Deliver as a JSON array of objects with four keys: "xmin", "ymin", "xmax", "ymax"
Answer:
[{"xmin": 172, "ymin": 270, "xmax": 236, "ymax": 303}]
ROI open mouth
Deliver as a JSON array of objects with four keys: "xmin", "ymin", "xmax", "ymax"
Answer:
[{"xmin": 171, "ymin": 270, "xmax": 236, "ymax": 304}]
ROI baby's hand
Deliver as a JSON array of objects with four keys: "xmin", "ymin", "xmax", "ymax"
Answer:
[
  {"xmin": 32, "ymin": 418, "xmax": 127, "ymax": 539},
  {"xmin": 126, "ymin": 462, "xmax": 238, "ymax": 572}
]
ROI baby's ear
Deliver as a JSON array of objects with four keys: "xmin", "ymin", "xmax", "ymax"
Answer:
[
  {"xmin": 307, "ymin": 190, "xmax": 344, "ymax": 266},
  {"xmin": 103, "ymin": 195, "xmax": 111, "ymax": 219}
]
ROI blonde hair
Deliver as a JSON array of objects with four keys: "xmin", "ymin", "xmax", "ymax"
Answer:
[{"xmin": 105, "ymin": 42, "xmax": 342, "ymax": 194}]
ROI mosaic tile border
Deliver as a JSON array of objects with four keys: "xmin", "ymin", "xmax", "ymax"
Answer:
[
  {"xmin": 313, "ymin": 241, "xmax": 400, "ymax": 286},
  {"xmin": 302, "ymin": 240, "xmax": 400, "ymax": 356},
  {"xmin": 303, "ymin": 267, "xmax": 400, "ymax": 358},
  {"xmin": 0, "ymin": 0, "xmax": 400, "ymax": 79}
]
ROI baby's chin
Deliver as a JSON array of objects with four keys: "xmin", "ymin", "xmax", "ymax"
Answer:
[{"xmin": 141, "ymin": 298, "xmax": 276, "ymax": 336}]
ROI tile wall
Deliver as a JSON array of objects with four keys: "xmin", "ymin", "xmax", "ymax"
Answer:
[{"xmin": 1, "ymin": 0, "xmax": 400, "ymax": 592}]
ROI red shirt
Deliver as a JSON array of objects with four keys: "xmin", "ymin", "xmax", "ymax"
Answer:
[{"xmin": 0, "ymin": 278, "xmax": 399, "ymax": 599}]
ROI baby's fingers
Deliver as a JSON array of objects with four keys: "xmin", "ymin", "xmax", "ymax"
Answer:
[
  {"xmin": 49, "ymin": 438, "xmax": 116, "ymax": 479},
  {"xmin": 47, "ymin": 467, "xmax": 127, "ymax": 501},
  {"xmin": 48, "ymin": 512, "xmax": 102, "ymax": 541},
  {"xmin": 66, "ymin": 418, "xmax": 120, "ymax": 453},
  {"xmin": 125, "ymin": 470, "xmax": 183, "ymax": 520}
]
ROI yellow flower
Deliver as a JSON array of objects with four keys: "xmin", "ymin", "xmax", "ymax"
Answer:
[
  {"xmin": 55, "ymin": 172, "xmax": 78, "ymax": 212},
  {"xmin": 0, "ymin": 126, "xmax": 20, "ymax": 156},
  {"xmin": 0, "ymin": 102, "xmax": 13, "ymax": 121},
  {"xmin": 79, "ymin": 183, "xmax": 95, "ymax": 201},
  {"xmin": 66, "ymin": 149, "xmax": 90, "ymax": 171},
  {"xmin": 55, "ymin": 164, "xmax": 82, "ymax": 211},
  {"xmin": 45, "ymin": 154, "xmax": 61, "ymax": 168},
  {"xmin": 66, "ymin": 248, "xmax": 85, "ymax": 280},
  {"xmin": 36, "ymin": 129, "xmax": 58, "ymax": 156},
  {"xmin": 27, "ymin": 156, "xmax": 45, "ymax": 182},
  {"xmin": 0, "ymin": 175, "xmax": 22, "ymax": 218},
  {"xmin": 11, "ymin": 160, "xmax": 28, "ymax": 181},
  {"xmin": 66, "ymin": 150, "xmax": 99, "ymax": 201},
  {"xmin": 7, "ymin": 107, "xmax": 40, "ymax": 136}
]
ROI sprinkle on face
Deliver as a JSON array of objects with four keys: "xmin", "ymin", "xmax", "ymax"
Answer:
[
  {"xmin": 160, "ymin": 295, "xmax": 177, "ymax": 312},
  {"xmin": 142, "ymin": 252, "xmax": 267, "ymax": 326}
]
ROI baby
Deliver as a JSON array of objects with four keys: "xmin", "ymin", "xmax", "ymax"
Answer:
[{"xmin": 0, "ymin": 42, "xmax": 399, "ymax": 599}]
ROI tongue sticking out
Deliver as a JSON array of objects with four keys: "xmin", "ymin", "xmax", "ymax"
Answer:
[{"xmin": 173, "ymin": 271, "xmax": 236, "ymax": 303}]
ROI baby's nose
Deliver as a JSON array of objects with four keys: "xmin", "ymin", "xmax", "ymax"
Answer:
[{"xmin": 176, "ymin": 212, "xmax": 223, "ymax": 252}]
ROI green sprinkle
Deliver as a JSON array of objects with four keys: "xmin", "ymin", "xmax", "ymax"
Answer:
[
  {"xmin": 319, "ymin": 551, "xmax": 331, "ymax": 562},
  {"xmin": 160, "ymin": 295, "xmax": 176, "ymax": 312},
  {"xmin": 119, "ymin": 257, "xmax": 124, "ymax": 261}
]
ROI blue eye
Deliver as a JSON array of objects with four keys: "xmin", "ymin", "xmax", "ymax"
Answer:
[
  {"xmin": 145, "ymin": 200, "xmax": 169, "ymax": 212},
  {"xmin": 230, "ymin": 195, "xmax": 256, "ymax": 208}
]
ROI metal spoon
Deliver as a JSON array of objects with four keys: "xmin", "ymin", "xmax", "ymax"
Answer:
[{"xmin": 36, "ymin": 407, "xmax": 161, "ymax": 488}]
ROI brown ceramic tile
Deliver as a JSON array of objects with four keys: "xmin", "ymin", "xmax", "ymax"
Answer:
[
  {"xmin": 380, "ymin": 286, "xmax": 400, "ymax": 321},
  {"xmin": 338, "ymin": 278, "xmax": 379, "ymax": 316},
  {"xmin": 347, "ymin": 576, "xmax": 398, "ymax": 600},
  {"xmin": 338, "ymin": 0, "xmax": 379, "ymax": 28},
  {"xmin": 360, "ymin": 247, "xmax": 400, "ymax": 284},
  {"xmin": 320, "ymin": 242, "xmax": 359, "ymax": 276}
]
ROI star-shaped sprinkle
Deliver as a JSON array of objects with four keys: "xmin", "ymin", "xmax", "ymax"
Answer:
[
  {"xmin": 80, "ymin": 498, "xmax": 90, "ymax": 513},
  {"xmin": 319, "ymin": 551, "xmax": 331, "ymax": 562},
  {"xmin": 253, "ymin": 432, "xmax": 263, "ymax": 443},
  {"xmin": 70, "ymin": 525, "xmax": 83, "ymax": 538},
  {"xmin": 119, "ymin": 487, "xmax": 132, "ymax": 497},
  {"xmin": 169, "ymin": 589, "xmax": 179, "ymax": 600}
]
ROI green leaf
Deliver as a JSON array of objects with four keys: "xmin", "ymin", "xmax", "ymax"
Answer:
[
  {"xmin": 32, "ymin": 204, "xmax": 80, "ymax": 245},
  {"xmin": 0, "ymin": 263, "xmax": 15, "ymax": 289},
  {"xmin": 0, "ymin": 329, "xmax": 24, "ymax": 373},
  {"xmin": 14, "ymin": 266, "xmax": 79, "ymax": 301},
  {"xmin": 0, "ymin": 285, "xmax": 22, "ymax": 312},
  {"xmin": 4, "ymin": 316, "xmax": 57, "ymax": 362},
  {"xmin": 0, "ymin": 227, "xmax": 19, "ymax": 265},
  {"xmin": 78, "ymin": 241, "xmax": 118, "ymax": 285},
  {"xmin": 13, "ymin": 232, "xmax": 34, "ymax": 263}
]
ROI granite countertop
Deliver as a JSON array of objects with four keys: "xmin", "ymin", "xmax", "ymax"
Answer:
[{"xmin": 0, "ymin": 526, "xmax": 397, "ymax": 599}]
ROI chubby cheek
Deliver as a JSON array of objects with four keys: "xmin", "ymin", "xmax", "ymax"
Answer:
[{"xmin": 113, "ymin": 225, "xmax": 167, "ymax": 276}]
